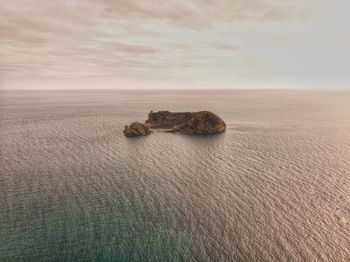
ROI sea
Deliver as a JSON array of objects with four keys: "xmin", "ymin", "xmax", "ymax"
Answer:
[{"xmin": 1, "ymin": 90, "xmax": 350, "ymax": 261}]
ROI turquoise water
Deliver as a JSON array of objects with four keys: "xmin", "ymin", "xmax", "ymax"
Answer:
[{"xmin": 1, "ymin": 90, "xmax": 350, "ymax": 261}]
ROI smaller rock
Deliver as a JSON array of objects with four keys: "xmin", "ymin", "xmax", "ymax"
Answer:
[{"xmin": 123, "ymin": 122, "xmax": 151, "ymax": 137}]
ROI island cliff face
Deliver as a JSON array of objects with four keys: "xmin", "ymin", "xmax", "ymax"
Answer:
[
  {"xmin": 123, "ymin": 111, "xmax": 226, "ymax": 137},
  {"xmin": 145, "ymin": 111, "xmax": 195, "ymax": 128},
  {"xmin": 171, "ymin": 111, "xmax": 226, "ymax": 134}
]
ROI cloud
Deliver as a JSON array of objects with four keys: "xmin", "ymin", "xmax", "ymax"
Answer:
[
  {"xmin": 98, "ymin": 0, "xmax": 303, "ymax": 28},
  {"xmin": 6, "ymin": 0, "xmax": 350, "ymax": 90},
  {"xmin": 212, "ymin": 43, "xmax": 241, "ymax": 50},
  {"xmin": 105, "ymin": 43, "xmax": 157, "ymax": 54}
]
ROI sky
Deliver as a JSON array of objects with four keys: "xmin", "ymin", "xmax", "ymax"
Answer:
[{"xmin": 1, "ymin": 0, "xmax": 349, "ymax": 90}]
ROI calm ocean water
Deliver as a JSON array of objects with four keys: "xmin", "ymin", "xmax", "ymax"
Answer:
[{"xmin": 1, "ymin": 90, "xmax": 350, "ymax": 261}]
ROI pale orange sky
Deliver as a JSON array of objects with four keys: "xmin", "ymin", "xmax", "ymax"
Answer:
[{"xmin": 1, "ymin": 0, "xmax": 349, "ymax": 89}]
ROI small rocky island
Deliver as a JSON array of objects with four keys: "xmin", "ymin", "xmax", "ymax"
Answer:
[
  {"xmin": 123, "ymin": 122, "xmax": 152, "ymax": 137},
  {"xmin": 123, "ymin": 111, "xmax": 226, "ymax": 137}
]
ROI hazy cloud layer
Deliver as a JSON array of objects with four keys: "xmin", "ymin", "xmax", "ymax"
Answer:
[{"xmin": 1, "ymin": 0, "xmax": 349, "ymax": 89}]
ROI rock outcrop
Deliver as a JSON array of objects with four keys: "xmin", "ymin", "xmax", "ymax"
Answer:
[
  {"xmin": 123, "ymin": 122, "xmax": 151, "ymax": 137},
  {"xmin": 170, "ymin": 111, "xmax": 226, "ymax": 134},
  {"xmin": 146, "ymin": 110, "xmax": 226, "ymax": 134},
  {"xmin": 123, "ymin": 111, "xmax": 226, "ymax": 137},
  {"xmin": 145, "ymin": 111, "xmax": 195, "ymax": 128}
]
